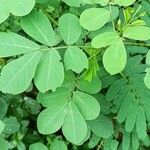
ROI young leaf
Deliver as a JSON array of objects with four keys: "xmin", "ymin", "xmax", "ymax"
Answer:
[
  {"xmin": 34, "ymin": 50, "xmax": 64, "ymax": 92},
  {"xmin": 64, "ymin": 47, "xmax": 88, "ymax": 73},
  {"xmin": 0, "ymin": 0, "xmax": 9, "ymax": 24},
  {"xmin": 103, "ymin": 39, "xmax": 127, "ymax": 75},
  {"xmin": 73, "ymin": 91, "xmax": 100, "ymax": 120},
  {"xmin": 0, "ymin": 51, "xmax": 41, "ymax": 94},
  {"xmin": 91, "ymin": 32, "xmax": 119, "ymax": 49},
  {"xmin": 123, "ymin": 26, "xmax": 150, "ymax": 41},
  {"xmin": 9, "ymin": 0, "xmax": 35, "ymax": 16},
  {"xmin": 80, "ymin": 8, "xmax": 110, "ymax": 31},
  {"xmin": 0, "ymin": 32, "xmax": 40, "ymax": 57},
  {"xmin": 62, "ymin": 101, "xmax": 87, "ymax": 145},
  {"xmin": 21, "ymin": 10, "xmax": 55, "ymax": 46},
  {"xmin": 59, "ymin": 13, "xmax": 82, "ymax": 45},
  {"xmin": 29, "ymin": 142, "xmax": 48, "ymax": 150}
]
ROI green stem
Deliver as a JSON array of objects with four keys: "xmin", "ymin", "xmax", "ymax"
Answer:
[
  {"xmin": 124, "ymin": 42, "xmax": 150, "ymax": 47},
  {"xmin": 41, "ymin": 45, "xmax": 94, "ymax": 51},
  {"xmin": 109, "ymin": 4, "xmax": 115, "ymax": 31}
]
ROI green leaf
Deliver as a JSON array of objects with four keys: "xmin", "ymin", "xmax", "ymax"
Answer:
[
  {"xmin": 0, "ymin": 51, "xmax": 41, "ymax": 94},
  {"xmin": 117, "ymin": 93, "xmax": 132, "ymax": 123},
  {"xmin": 125, "ymin": 102, "xmax": 138, "ymax": 133},
  {"xmin": 0, "ymin": 0, "xmax": 9, "ymax": 24},
  {"xmin": 78, "ymin": 77, "xmax": 102, "ymax": 94},
  {"xmin": 136, "ymin": 106, "xmax": 147, "ymax": 140},
  {"xmin": 0, "ymin": 120, "xmax": 4, "ymax": 134},
  {"xmin": 0, "ymin": 32, "xmax": 40, "ymax": 57},
  {"xmin": 21, "ymin": 10, "xmax": 55, "ymax": 46},
  {"xmin": 88, "ymin": 114, "xmax": 113, "ymax": 138},
  {"xmin": 73, "ymin": 91, "xmax": 100, "ymax": 120},
  {"xmin": 123, "ymin": 26, "xmax": 150, "ymax": 41},
  {"xmin": 62, "ymin": 0, "xmax": 82, "ymax": 7},
  {"xmin": 34, "ymin": 50, "xmax": 64, "ymax": 92},
  {"xmin": 114, "ymin": 0, "xmax": 136, "ymax": 6},
  {"xmin": 50, "ymin": 139, "xmax": 67, "ymax": 150},
  {"xmin": 91, "ymin": 32, "xmax": 119, "ymax": 49},
  {"xmin": 103, "ymin": 39, "xmax": 127, "ymax": 75},
  {"xmin": 59, "ymin": 14, "xmax": 82, "ymax": 44},
  {"xmin": 29, "ymin": 142, "xmax": 48, "ymax": 150},
  {"xmin": 64, "ymin": 47, "xmax": 88, "ymax": 73},
  {"xmin": 37, "ymin": 87, "xmax": 71, "ymax": 108},
  {"xmin": 80, "ymin": 8, "xmax": 110, "ymax": 31},
  {"xmin": 3, "ymin": 117, "xmax": 20, "ymax": 134},
  {"xmin": 37, "ymin": 94, "xmax": 68, "ymax": 134},
  {"xmin": 62, "ymin": 101, "xmax": 87, "ymax": 145},
  {"xmin": 0, "ymin": 139, "xmax": 9, "ymax": 150},
  {"xmin": 9, "ymin": 0, "xmax": 35, "ymax": 16}
]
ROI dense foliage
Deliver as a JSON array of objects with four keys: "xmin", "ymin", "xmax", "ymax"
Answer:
[{"xmin": 1, "ymin": 0, "xmax": 150, "ymax": 149}]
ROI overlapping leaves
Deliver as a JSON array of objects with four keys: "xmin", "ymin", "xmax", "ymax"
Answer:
[
  {"xmin": 37, "ymin": 75, "xmax": 101, "ymax": 144},
  {"xmin": 0, "ymin": 10, "xmax": 88, "ymax": 94},
  {"xmin": 0, "ymin": 0, "xmax": 35, "ymax": 24}
]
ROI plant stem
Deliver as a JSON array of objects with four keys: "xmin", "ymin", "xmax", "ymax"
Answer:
[
  {"xmin": 109, "ymin": 4, "xmax": 115, "ymax": 31},
  {"xmin": 41, "ymin": 45, "xmax": 94, "ymax": 51},
  {"xmin": 124, "ymin": 42, "xmax": 150, "ymax": 47}
]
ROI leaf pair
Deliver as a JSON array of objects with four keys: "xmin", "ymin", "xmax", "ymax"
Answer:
[
  {"xmin": 0, "ymin": 0, "xmax": 35, "ymax": 23},
  {"xmin": 92, "ymin": 31, "xmax": 127, "ymax": 75},
  {"xmin": 59, "ymin": 13, "xmax": 89, "ymax": 73},
  {"xmin": 37, "ymin": 87, "xmax": 100, "ymax": 145}
]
